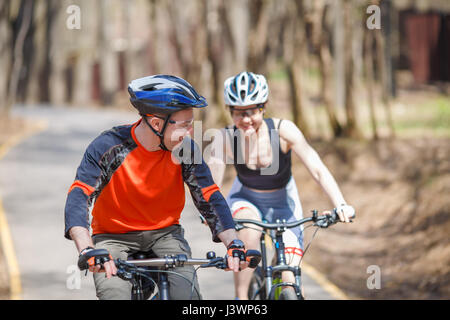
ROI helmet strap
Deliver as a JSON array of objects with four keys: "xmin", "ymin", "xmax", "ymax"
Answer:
[{"xmin": 141, "ymin": 114, "xmax": 172, "ymax": 151}]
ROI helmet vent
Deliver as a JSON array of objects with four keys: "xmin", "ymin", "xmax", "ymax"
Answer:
[
  {"xmin": 141, "ymin": 84, "xmax": 159, "ymax": 91},
  {"xmin": 231, "ymin": 82, "xmax": 237, "ymax": 94},
  {"xmin": 249, "ymin": 80, "xmax": 255, "ymax": 93}
]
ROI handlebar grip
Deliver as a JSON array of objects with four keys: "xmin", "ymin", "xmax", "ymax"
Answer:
[
  {"xmin": 245, "ymin": 249, "xmax": 262, "ymax": 268},
  {"xmin": 333, "ymin": 208, "xmax": 356, "ymax": 221},
  {"xmin": 78, "ymin": 248, "xmax": 112, "ymax": 270}
]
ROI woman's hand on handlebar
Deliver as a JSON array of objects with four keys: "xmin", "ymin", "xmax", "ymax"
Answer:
[{"xmin": 335, "ymin": 204, "xmax": 356, "ymax": 223}]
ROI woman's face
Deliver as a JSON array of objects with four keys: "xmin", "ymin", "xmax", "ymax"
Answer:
[{"xmin": 230, "ymin": 104, "xmax": 265, "ymax": 134}]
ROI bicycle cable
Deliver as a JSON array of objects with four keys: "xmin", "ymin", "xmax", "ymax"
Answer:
[
  {"xmin": 132, "ymin": 266, "xmax": 202, "ymax": 300},
  {"xmin": 299, "ymin": 225, "xmax": 321, "ymax": 265},
  {"xmin": 133, "ymin": 271, "xmax": 160, "ymax": 299},
  {"xmin": 190, "ymin": 266, "xmax": 201, "ymax": 300}
]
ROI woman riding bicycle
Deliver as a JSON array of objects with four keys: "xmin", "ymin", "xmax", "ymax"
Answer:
[{"xmin": 206, "ymin": 71, "xmax": 355, "ymax": 300}]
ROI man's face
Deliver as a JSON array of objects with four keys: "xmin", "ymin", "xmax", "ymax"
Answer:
[{"xmin": 162, "ymin": 108, "xmax": 194, "ymax": 151}]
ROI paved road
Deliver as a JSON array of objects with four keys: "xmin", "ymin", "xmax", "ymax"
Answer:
[{"xmin": 0, "ymin": 105, "xmax": 336, "ymax": 300}]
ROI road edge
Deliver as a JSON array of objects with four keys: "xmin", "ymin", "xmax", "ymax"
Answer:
[
  {"xmin": 302, "ymin": 262, "xmax": 350, "ymax": 300},
  {"xmin": 0, "ymin": 118, "xmax": 48, "ymax": 300}
]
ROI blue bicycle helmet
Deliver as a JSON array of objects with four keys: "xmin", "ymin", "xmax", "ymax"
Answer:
[
  {"xmin": 128, "ymin": 74, "xmax": 207, "ymax": 116},
  {"xmin": 128, "ymin": 75, "xmax": 207, "ymax": 150}
]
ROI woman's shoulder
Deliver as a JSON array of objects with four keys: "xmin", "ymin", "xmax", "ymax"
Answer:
[{"xmin": 268, "ymin": 117, "xmax": 290, "ymax": 130}]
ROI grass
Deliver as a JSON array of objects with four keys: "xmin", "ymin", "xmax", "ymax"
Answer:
[{"xmin": 392, "ymin": 95, "xmax": 450, "ymax": 137}]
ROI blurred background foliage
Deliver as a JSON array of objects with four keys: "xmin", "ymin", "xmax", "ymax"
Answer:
[
  {"xmin": 0, "ymin": 0, "xmax": 449, "ymax": 139},
  {"xmin": 0, "ymin": 0, "xmax": 449, "ymax": 299}
]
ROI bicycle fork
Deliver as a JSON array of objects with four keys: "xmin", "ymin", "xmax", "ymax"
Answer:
[
  {"xmin": 158, "ymin": 272, "xmax": 170, "ymax": 300},
  {"xmin": 261, "ymin": 231, "xmax": 303, "ymax": 299}
]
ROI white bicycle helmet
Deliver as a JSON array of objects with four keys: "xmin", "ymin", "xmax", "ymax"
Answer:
[{"xmin": 224, "ymin": 72, "xmax": 269, "ymax": 106}]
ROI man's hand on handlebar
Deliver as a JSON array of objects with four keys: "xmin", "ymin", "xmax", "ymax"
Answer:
[
  {"xmin": 77, "ymin": 247, "xmax": 117, "ymax": 279},
  {"xmin": 226, "ymin": 239, "xmax": 249, "ymax": 272}
]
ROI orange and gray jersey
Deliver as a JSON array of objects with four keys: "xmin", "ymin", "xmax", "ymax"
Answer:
[{"xmin": 64, "ymin": 120, "xmax": 234, "ymax": 242}]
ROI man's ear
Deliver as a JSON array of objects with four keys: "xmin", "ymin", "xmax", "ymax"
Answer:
[{"xmin": 148, "ymin": 117, "xmax": 163, "ymax": 132}]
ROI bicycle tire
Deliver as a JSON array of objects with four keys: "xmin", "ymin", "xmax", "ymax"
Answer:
[
  {"xmin": 248, "ymin": 266, "xmax": 266, "ymax": 300},
  {"xmin": 279, "ymin": 287, "xmax": 300, "ymax": 300}
]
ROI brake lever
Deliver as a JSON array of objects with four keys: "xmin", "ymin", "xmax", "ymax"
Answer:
[{"xmin": 200, "ymin": 257, "xmax": 227, "ymax": 269}]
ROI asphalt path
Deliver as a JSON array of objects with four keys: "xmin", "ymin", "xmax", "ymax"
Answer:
[{"xmin": 0, "ymin": 105, "xmax": 336, "ymax": 300}]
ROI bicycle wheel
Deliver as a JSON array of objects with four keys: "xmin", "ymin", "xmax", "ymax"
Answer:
[
  {"xmin": 248, "ymin": 266, "xmax": 266, "ymax": 300},
  {"xmin": 279, "ymin": 287, "xmax": 300, "ymax": 300}
]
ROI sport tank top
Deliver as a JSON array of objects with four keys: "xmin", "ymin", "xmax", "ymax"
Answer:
[{"xmin": 228, "ymin": 118, "xmax": 292, "ymax": 190}]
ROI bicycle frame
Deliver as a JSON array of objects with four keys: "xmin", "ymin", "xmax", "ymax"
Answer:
[
  {"xmin": 235, "ymin": 210, "xmax": 344, "ymax": 300},
  {"xmin": 258, "ymin": 226, "xmax": 303, "ymax": 300},
  {"xmin": 116, "ymin": 250, "xmax": 262, "ymax": 300},
  {"xmin": 120, "ymin": 255, "xmax": 218, "ymax": 300}
]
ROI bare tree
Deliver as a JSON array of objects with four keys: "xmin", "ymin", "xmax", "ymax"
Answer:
[
  {"xmin": 342, "ymin": 0, "xmax": 362, "ymax": 138},
  {"xmin": 283, "ymin": 0, "xmax": 310, "ymax": 139},
  {"xmin": 247, "ymin": 0, "xmax": 271, "ymax": 74},
  {"xmin": 5, "ymin": 0, "xmax": 34, "ymax": 116},
  {"xmin": 311, "ymin": 0, "xmax": 343, "ymax": 137},
  {"xmin": 39, "ymin": 0, "xmax": 59, "ymax": 103},
  {"xmin": 374, "ymin": 26, "xmax": 395, "ymax": 138},
  {"xmin": 203, "ymin": 0, "xmax": 236, "ymax": 126},
  {"xmin": 0, "ymin": 1, "xmax": 11, "ymax": 114},
  {"xmin": 364, "ymin": 27, "xmax": 379, "ymax": 140}
]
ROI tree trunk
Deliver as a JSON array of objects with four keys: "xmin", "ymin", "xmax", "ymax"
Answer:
[
  {"xmin": 247, "ymin": 0, "xmax": 270, "ymax": 74},
  {"xmin": 374, "ymin": 28, "xmax": 396, "ymax": 138},
  {"xmin": 286, "ymin": 61, "xmax": 310, "ymax": 138},
  {"xmin": 148, "ymin": 0, "xmax": 161, "ymax": 75},
  {"xmin": 204, "ymin": 0, "xmax": 230, "ymax": 127},
  {"xmin": 364, "ymin": 29, "xmax": 379, "ymax": 140},
  {"xmin": 312, "ymin": 1, "xmax": 343, "ymax": 137},
  {"xmin": 38, "ymin": 0, "xmax": 58, "ymax": 103},
  {"xmin": 0, "ymin": 1, "xmax": 11, "ymax": 114},
  {"xmin": 5, "ymin": 0, "xmax": 33, "ymax": 115},
  {"xmin": 342, "ymin": 0, "xmax": 362, "ymax": 139},
  {"xmin": 333, "ymin": 0, "xmax": 345, "ymax": 112}
]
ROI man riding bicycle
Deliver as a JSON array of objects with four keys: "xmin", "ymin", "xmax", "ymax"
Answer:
[
  {"xmin": 206, "ymin": 71, "xmax": 355, "ymax": 299},
  {"xmin": 64, "ymin": 75, "xmax": 248, "ymax": 300}
]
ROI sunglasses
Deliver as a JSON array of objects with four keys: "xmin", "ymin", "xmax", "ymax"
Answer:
[
  {"xmin": 229, "ymin": 104, "xmax": 265, "ymax": 119},
  {"xmin": 145, "ymin": 114, "xmax": 194, "ymax": 129}
]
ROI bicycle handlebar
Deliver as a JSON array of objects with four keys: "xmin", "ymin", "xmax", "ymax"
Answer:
[
  {"xmin": 115, "ymin": 250, "xmax": 262, "ymax": 278},
  {"xmin": 233, "ymin": 209, "xmax": 354, "ymax": 231}
]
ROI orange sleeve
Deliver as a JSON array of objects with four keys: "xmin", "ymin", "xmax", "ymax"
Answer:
[
  {"xmin": 201, "ymin": 184, "xmax": 220, "ymax": 202},
  {"xmin": 68, "ymin": 180, "xmax": 95, "ymax": 197}
]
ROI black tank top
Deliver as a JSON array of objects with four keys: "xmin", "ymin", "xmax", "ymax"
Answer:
[{"xmin": 228, "ymin": 118, "xmax": 292, "ymax": 190}]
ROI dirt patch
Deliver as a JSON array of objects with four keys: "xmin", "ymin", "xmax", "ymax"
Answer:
[{"xmin": 293, "ymin": 137, "xmax": 450, "ymax": 299}]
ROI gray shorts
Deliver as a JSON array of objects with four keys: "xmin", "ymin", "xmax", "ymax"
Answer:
[
  {"xmin": 92, "ymin": 224, "xmax": 201, "ymax": 300},
  {"xmin": 226, "ymin": 176, "xmax": 304, "ymax": 254}
]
